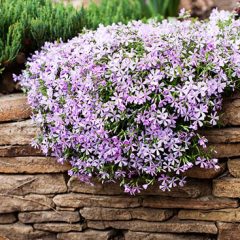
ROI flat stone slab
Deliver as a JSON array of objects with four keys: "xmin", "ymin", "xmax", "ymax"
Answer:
[
  {"xmin": 142, "ymin": 196, "xmax": 238, "ymax": 210},
  {"xmin": 221, "ymin": 98, "xmax": 240, "ymax": 126},
  {"xmin": 68, "ymin": 177, "xmax": 211, "ymax": 198},
  {"xmin": 217, "ymin": 222, "xmax": 240, "ymax": 240},
  {"xmin": 0, "ymin": 157, "xmax": 70, "ymax": 173},
  {"xmin": 80, "ymin": 207, "xmax": 173, "ymax": 221},
  {"xmin": 125, "ymin": 231, "xmax": 212, "ymax": 240},
  {"xmin": 179, "ymin": 208, "xmax": 240, "ymax": 222},
  {"xmin": 0, "ymin": 174, "xmax": 67, "ymax": 195},
  {"xmin": 228, "ymin": 159, "xmax": 240, "ymax": 177},
  {"xmin": 0, "ymin": 120, "xmax": 38, "ymax": 145},
  {"xmin": 53, "ymin": 193, "xmax": 141, "ymax": 209},
  {"xmin": 0, "ymin": 94, "xmax": 31, "ymax": 122},
  {"xmin": 183, "ymin": 163, "xmax": 226, "ymax": 179},
  {"xmin": 33, "ymin": 223, "xmax": 86, "ymax": 232},
  {"xmin": 0, "ymin": 145, "xmax": 42, "ymax": 157},
  {"xmin": 87, "ymin": 219, "xmax": 218, "ymax": 234},
  {"xmin": 57, "ymin": 230, "xmax": 112, "ymax": 240},
  {"xmin": 0, "ymin": 213, "xmax": 17, "ymax": 224},
  {"xmin": 0, "ymin": 194, "xmax": 54, "ymax": 213},
  {"xmin": 202, "ymin": 128, "xmax": 240, "ymax": 143},
  {"xmin": 213, "ymin": 177, "xmax": 240, "ymax": 198},
  {"xmin": 19, "ymin": 211, "xmax": 80, "ymax": 223},
  {"xmin": 210, "ymin": 143, "xmax": 240, "ymax": 158},
  {"xmin": 0, "ymin": 222, "xmax": 53, "ymax": 240}
]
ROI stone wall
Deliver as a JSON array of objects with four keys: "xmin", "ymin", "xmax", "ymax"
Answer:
[{"xmin": 0, "ymin": 93, "xmax": 240, "ymax": 240}]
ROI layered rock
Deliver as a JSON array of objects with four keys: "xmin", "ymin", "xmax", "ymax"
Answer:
[{"xmin": 0, "ymin": 93, "xmax": 239, "ymax": 239}]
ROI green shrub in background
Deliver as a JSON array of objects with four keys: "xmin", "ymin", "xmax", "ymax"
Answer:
[
  {"xmin": 143, "ymin": 0, "xmax": 180, "ymax": 19},
  {"xmin": 0, "ymin": 0, "xmax": 83, "ymax": 66},
  {"xmin": 86, "ymin": 0, "xmax": 180, "ymax": 29}
]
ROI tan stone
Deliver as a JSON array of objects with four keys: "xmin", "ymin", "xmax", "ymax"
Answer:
[
  {"xmin": 179, "ymin": 208, "xmax": 240, "ymax": 222},
  {"xmin": 201, "ymin": 128, "xmax": 240, "ymax": 143},
  {"xmin": 0, "ymin": 174, "xmax": 67, "ymax": 195},
  {"xmin": 56, "ymin": 207, "xmax": 76, "ymax": 211},
  {"xmin": 68, "ymin": 176, "xmax": 123, "ymax": 195},
  {"xmin": 180, "ymin": 0, "xmax": 215, "ymax": 17},
  {"xmin": 0, "ymin": 145, "xmax": 43, "ymax": 157},
  {"xmin": 209, "ymin": 143, "xmax": 240, "ymax": 158},
  {"xmin": 217, "ymin": 222, "xmax": 240, "ymax": 240},
  {"xmin": 142, "ymin": 196, "xmax": 238, "ymax": 210},
  {"xmin": 0, "ymin": 157, "xmax": 70, "ymax": 173},
  {"xmin": 183, "ymin": 163, "xmax": 226, "ymax": 179},
  {"xmin": 0, "ymin": 213, "xmax": 17, "ymax": 224},
  {"xmin": 213, "ymin": 177, "xmax": 240, "ymax": 198},
  {"xmin": 57, "ymin": 230, "xmax": 112, "ymax": 240},
  {"xmin": 0, "ymin": 94, "xmax": 31, "ymax": 122},
  {"xmin": 125, "ymin": 231, "xmax": 211, "ymax": 240},
  {"xmin": 19, "ymin": 211, "xmax": 80, "ymax": 223},
  {"xmin": 215, "ymin": 0, "xmax": 238, "ymax": 11},
  {"xmin": 0, "ymin": 120, "xmax": 39, "ymax": 145},
  {"xmin": 0, "ymin": 222, "xmax": 52, "ymax": 240},
  {"xmin": 80, "ymin": 207, "xmax": 173, "ymax": 221},
  {"xmin": 144, "ymin": 179, "xmax": 211, "ymax": 198},
  {"xmin": 0, "ymin": 194, "xmax": 54, "ymax": 213},
  {"xmin": 221, "ymin": 99, "xmax": 240, "ymax": 126},
  {"xmin": 87, "ymin": 219, "xmax": 218, "ymax": 234},
  {"xmin": 228, "ymin": 159, "xmax": 240, "ymax": 177},
  {"xmin": 34, "ymin": 223, "xmax": 85, "ymax": 232},
  {"xmin": 0, "ymin": 236, "xmax": 9, "ymax": 240},
  {"xmin": 68, "ymin": 177, "xmax": 211, "ymax": 198},
  {"xmin": 53, "ymin": 193, "xmax": 140, "ymax": 208}
]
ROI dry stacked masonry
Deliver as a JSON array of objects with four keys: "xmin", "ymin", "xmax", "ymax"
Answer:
[{"xmin": 0, "ymin": 93, "xmax": 240, "ymax": 240}]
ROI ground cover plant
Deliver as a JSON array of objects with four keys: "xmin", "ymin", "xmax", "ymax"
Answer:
[{"xmin": 16, "ymin": 10, "xmax": 240, "ymax": 194}]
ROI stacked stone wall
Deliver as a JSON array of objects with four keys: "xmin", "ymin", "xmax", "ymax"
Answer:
[{"xmin": 0, "ymin": 93, "xmax": 240, "ymax": 240}]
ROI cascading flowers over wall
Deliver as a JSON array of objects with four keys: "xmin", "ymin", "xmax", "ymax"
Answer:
[{"xmin": 16, "ymin": 10, "xmax": 240, "ymax": 194}]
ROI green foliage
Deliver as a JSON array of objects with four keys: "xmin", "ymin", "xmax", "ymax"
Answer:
[
  {"xmin": 86, "ymin": 0, "xmax": 180, "ymax": 28},
  {"xmin": 144, "ymin": 0, "xmax": 180, "ymax": 18},
  {"xmin": 0, "ymin": 0, "xmax": 83, "ymax": 67}
]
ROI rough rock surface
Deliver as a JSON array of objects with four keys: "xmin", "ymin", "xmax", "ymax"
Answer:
[{"xmin": 0, "ymin": 93, "xmax": 239, "ymax": 239}]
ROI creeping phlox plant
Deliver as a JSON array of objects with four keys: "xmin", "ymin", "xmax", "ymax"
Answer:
[{"xmin": 16, "ymin": 10, "xmax": 240, "ymax": 194}]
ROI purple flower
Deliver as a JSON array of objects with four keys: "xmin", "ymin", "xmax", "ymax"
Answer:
[{"xmin": 16, "ymin": 10, "xmax": 239, "ymax": 194}]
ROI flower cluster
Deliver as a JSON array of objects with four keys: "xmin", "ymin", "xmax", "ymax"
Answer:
[{"xmin": 16, "ymin": 10, "xmax": 240, "ymax": 194}]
